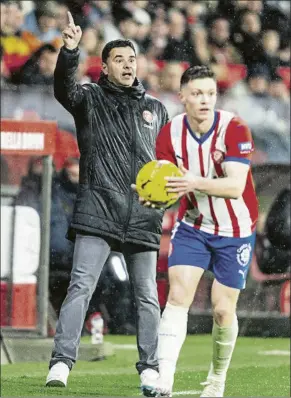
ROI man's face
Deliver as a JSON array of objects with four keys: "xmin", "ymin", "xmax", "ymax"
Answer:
[
  {"xmin": 38, "ymin": 15, "xmax": 57, "ymax": 33},
  {"xmin": 162, "ymin": 63, "xmax": 184, "ymax": 92},
  {"xmin": 38, "ymin": 50, "xmax": 58, "ymax": 76},
  {"xmin": 6, "ymin": 3, "xmax": 24, "ymax": 32},
  {"xmin": 180, "ymin": 78, "xmax": 217, "ymax": 122},
  {"xmin": 66, "ymin": 163, "xmax": 79, "ymax": 184},
  {"xmin": 102, "ymin": 46, "xmax": 137, "ymax": 87},
  {"xmin": 211, "ymin": 19, "xmax": 230, "ymax": 45},
  {"xmin": 248, "ymin": 76, "xmax": 268, "ymax": 94},
  {"xmin": 0, "ymin": 3, "xmax": 7, "ymax": 31}
]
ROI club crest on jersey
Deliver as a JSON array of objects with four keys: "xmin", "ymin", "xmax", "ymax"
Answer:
[
  {"xmin": 238, "ymin": 142, "xmax": 252, "ymax": 154},
  {"xmin": 237, "ymin": 243, "xmax": 252, "ymax": 267},
  {"xmin": 143, "ymin": 110, "xmax": 154, "ymax": 123},
  {"xmin": 212, "ymin": 149, "xmax": 224, "ymax": 164}
]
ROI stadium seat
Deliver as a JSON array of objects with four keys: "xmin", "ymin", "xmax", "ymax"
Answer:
[
  {"xmin": 86, "ymin": 56, "xmax": 102, "ymax": 82},
  {"xmin": 3, "ymin": 54, "xmax": 30, "ymax": 74},
  {"xmin": 0, "ymin": 206, "xmax": 40, "ymax": 328},
  {"xmin": 276, "ymin": 66, "xmax": 290, "ymax": 89}
]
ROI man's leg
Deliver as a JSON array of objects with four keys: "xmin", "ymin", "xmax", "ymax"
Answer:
[
  {"xmin": 200, "ymin": 280, "xmax": 239, "ymax": 397},
  {"xmin": 122, "ymin": 244, "xmax": 160, "ymax": 374},
  {"xmin": 47, "ymin": 234, "xmax": 111, "ymax": 376},
  {"xmin": 201, "ymin": 232, "xmax": 256, "ymax": 397},
  {"xmin": 147, "ymin": 223, "xmax": 210, "ymax": 396},
  {"xmin": 156, "ymin": 265, "xmax": 204, "ymax": 395}
]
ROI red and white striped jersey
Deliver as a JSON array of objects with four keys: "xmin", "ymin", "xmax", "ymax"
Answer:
[{"xmin": 156, "ymin": 110, "xmax": 258, "ymax": 238}]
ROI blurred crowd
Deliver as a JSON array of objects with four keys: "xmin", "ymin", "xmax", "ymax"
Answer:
[{"xmin": 1, "ymin": 0, "xmax": 290, "ymax": 163}]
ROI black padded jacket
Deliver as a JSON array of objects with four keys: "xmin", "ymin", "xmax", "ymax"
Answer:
[{"xmin": 54, "ymin": 46, "xmax": 169, "ymax": 249}]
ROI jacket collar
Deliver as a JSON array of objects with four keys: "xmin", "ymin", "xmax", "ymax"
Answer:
[{"xmin": 98, "ymin": 73, "xmax": 145, "ymax": 100}]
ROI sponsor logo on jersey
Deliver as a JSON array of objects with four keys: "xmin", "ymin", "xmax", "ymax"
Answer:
[{"xmin": 238, "ymin": 142, "xmax": 252, "ymax": 154}]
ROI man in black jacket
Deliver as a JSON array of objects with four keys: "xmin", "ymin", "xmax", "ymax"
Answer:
[{"xmin": 46, "ymin": 12, "xmax": 169, "ymax": 397}]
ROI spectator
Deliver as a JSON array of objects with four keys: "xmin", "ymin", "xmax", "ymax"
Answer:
[
  {"xmin": 220, "ymin": 64, "xmax": 290, "ymax": 163},
  {"xmin": 0, "ymin": 155, "xmax": 11, "ymax": 185},
  {"xmin": 84, "ymin": 0, "xmax": 112, "ymax": 28},
  {"xmin": 157, "ymin": 62, "xmax": 185, "ymax": 119},
  {"xmin": 12, "ymin": 43, "xmax": 59, "ymax": 85},
  {"xmin": 0, "ymin": 1, "xmax": 7, "ymax": 30},
  {"xmin": 14, "ymin": 156, "xmax": 44, "ymax": 211},
  {"xmin": 55, "ymin": 2, "xmax": 69, "ymax": 33},
  {"xmin": 142, "ymin": 16, "xmax": 169, "ymax": 60},
  {"xmin": 132, "ymin": 7, "xmax": 152, "ymax": 53},
  {"xmin": 136, "ymin": 53, "xmax": 150, "ymax": 88},
  {"xmin": 259, "ymin": 30, "xmax": 282, "ymax": 74},
  {"xmin": 49, "ymin": 158, "xmax": 79, "ymax": 316},
  {"xmin": 232, "ymin": 9, "xmax": 264, "ymax": 67},
  {"xmin": 207, "ymin": 16, "xmax": 243, "ymax": 64},
  {"xmin": 0, "ymin": 1, "xmax": 31, "ymax": 57},
  {"xmin": 162, "ymin": 8, "xmax": 199, "ymax": 64},
  {"xmin": 0, "ymin": 44, "xmax": 10, "ymax": 85},
  {"xmin": 268, "ymin": 73, "xmax": 290, "ymax": 103},
  {"xmin": 101, "ymin": 6, "xmax": 140, "ymax": 53},
  {"xmin": 76, "ymin": 50, "xmax": 91, "ymax": 84},
  {"xmin": 22, "ymin": 1, "xmax": 61, "ymax": 42},
  {"xmin": 146, "ymin": 59, "xmax": 161, "ymax": 93},
  {"xmin": 80, "ymin": 27, "xmax": 104, "ymax": 57}
]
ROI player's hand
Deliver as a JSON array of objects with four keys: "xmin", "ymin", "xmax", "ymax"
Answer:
[
  {"xmin": 165, "ymin": 164, "xmax": 200, "ymax": 198},
  {"xmin": 62, "ymin": 11, "xmax": 82, "ymax": 50},
  {"xmin": 131, "ymin": 184, "xmax": 161, "ymax": 209}
]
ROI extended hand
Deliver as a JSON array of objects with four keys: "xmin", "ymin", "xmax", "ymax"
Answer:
[
  {"xmin": 165, "ymin": 164, "xmax": 199, "ymax": 198},
  {"xmin": 62, "ymin": 11, "xmax": 82, "ymax": 50}
]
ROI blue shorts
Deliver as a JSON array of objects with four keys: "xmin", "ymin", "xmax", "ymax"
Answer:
[{"xmin": 168, "ymin": 221, "xmax": 256, "ymax": 290}]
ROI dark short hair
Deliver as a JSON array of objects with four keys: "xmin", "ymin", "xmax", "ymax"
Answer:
[
  {"xmin": 101, "ymin": 39, "xmax": 136, "ymax": 63},
  {"xmin": 180, "ymin": 66, "xmax": 216, "ymax": 87}
]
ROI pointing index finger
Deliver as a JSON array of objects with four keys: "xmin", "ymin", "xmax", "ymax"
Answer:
[{"xmin": 67, "ymin": 11, "xmax": 75, "ymax": 26}]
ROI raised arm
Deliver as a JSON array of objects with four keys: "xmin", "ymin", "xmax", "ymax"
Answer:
[{"xmin": 54, "ymin": 12, "xmax": 85, "ymax": 113}]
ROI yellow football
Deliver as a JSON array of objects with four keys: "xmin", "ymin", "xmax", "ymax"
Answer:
[{"xmin": 136, "ymin": 160, "xmax": 183, "ymax": 209}]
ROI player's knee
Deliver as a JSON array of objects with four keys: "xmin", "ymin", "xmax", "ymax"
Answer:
[
  {"xmin": 168, "ymin": 287, "xmax": 193, "ymax": 308},
  {"xmin": 213, "ymin": 302, "xmax": 236, "ymax": 325}
]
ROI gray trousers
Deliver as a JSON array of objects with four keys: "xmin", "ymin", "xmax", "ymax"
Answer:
[{"xmin": 49, "ymin": 234, "xmax": 160, "ymax": 374}]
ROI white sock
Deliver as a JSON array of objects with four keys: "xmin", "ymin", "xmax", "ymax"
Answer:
[
  {"xmin": 158, "ymin": 302, "xmax": 188, "ymax": 383},
  {"xmin": 207, "ymin": 315, "xmax": 239, "ymax": 382}
]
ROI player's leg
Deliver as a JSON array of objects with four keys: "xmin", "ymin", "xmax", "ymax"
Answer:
[
  {"xmin": 155, "ymin": 264, "xmax": 204, "ymax": 396},
  {"xmin": 154, "ymin": 222, "xmax": 211, "ymax": 396},
  {"xmin": 200, "ymin": 232, "xmax": 256, "ymax": 397},
  {"xmin": 200, "ymin": 280, "xmax": 240, "ymax": 397},
  {"xmin": 122, "ymin": 244, "xmax": 161, "ymax": 396},
  {"xmin": 46, "ymin": 234, "xmax": 111, "ymax": 387}
]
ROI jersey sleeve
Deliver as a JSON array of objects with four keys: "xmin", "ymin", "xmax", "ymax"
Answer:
[
  {"xmin": 224, "ymin": 117, "xmax": 254, "ymax": 165},
  {"xmin": 155, "ymin": 122, "xmax": 177, "ymax": 165}
]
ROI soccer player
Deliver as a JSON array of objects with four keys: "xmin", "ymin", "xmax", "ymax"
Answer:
[
  {"xmin": 145, "ymin": 65, "xmax": 258, "ymax": 397},
  {"xmin": 45, "ymin": 12, "xmax": 169, "ymax": 396}
]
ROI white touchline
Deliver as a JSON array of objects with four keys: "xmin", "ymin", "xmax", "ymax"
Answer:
[
  {"xmin": 112, "ymin": 344, "xmax": 137, "ymax": 350},
  {"xmin": 258, "ymin": 350, "xmax": 290, "ymax": 356},
  {"xmin": 173, "ymin": 391, "xmax": 202, "ymax": 396}
]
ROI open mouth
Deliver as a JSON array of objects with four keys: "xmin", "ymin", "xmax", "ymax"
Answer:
[
  {"xmin": 199, "ymin": 108, "xmax": 209, "ymax": 112},
  {"xmin": 122, "ymin": 72, "xmax": 132, "ymax": 77}
]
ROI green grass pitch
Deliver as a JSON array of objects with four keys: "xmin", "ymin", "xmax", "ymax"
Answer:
[{"xmin": 1, "ymin": 335, "xmax": 290, "ymax": 397}]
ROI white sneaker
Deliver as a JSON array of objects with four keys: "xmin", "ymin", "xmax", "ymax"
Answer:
[
  {"xmin": 46, "ymin": 362, "xmax": 70, "ymax": 387},
  {"xmin": 140, "ymin": 369, "xmax": 159, "ymax": 397},
  {"xmin": 200, "ymin": 380, "xmax": 225, "ymax": 397},
  {"xmin": 153, "ymin": 377, "xmax": 173, "ymax": 397}
]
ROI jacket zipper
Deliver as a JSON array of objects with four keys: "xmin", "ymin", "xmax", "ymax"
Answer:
[{"xmin": 123, "ymin": 101, "xmax": 136, "ymax": 239}]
